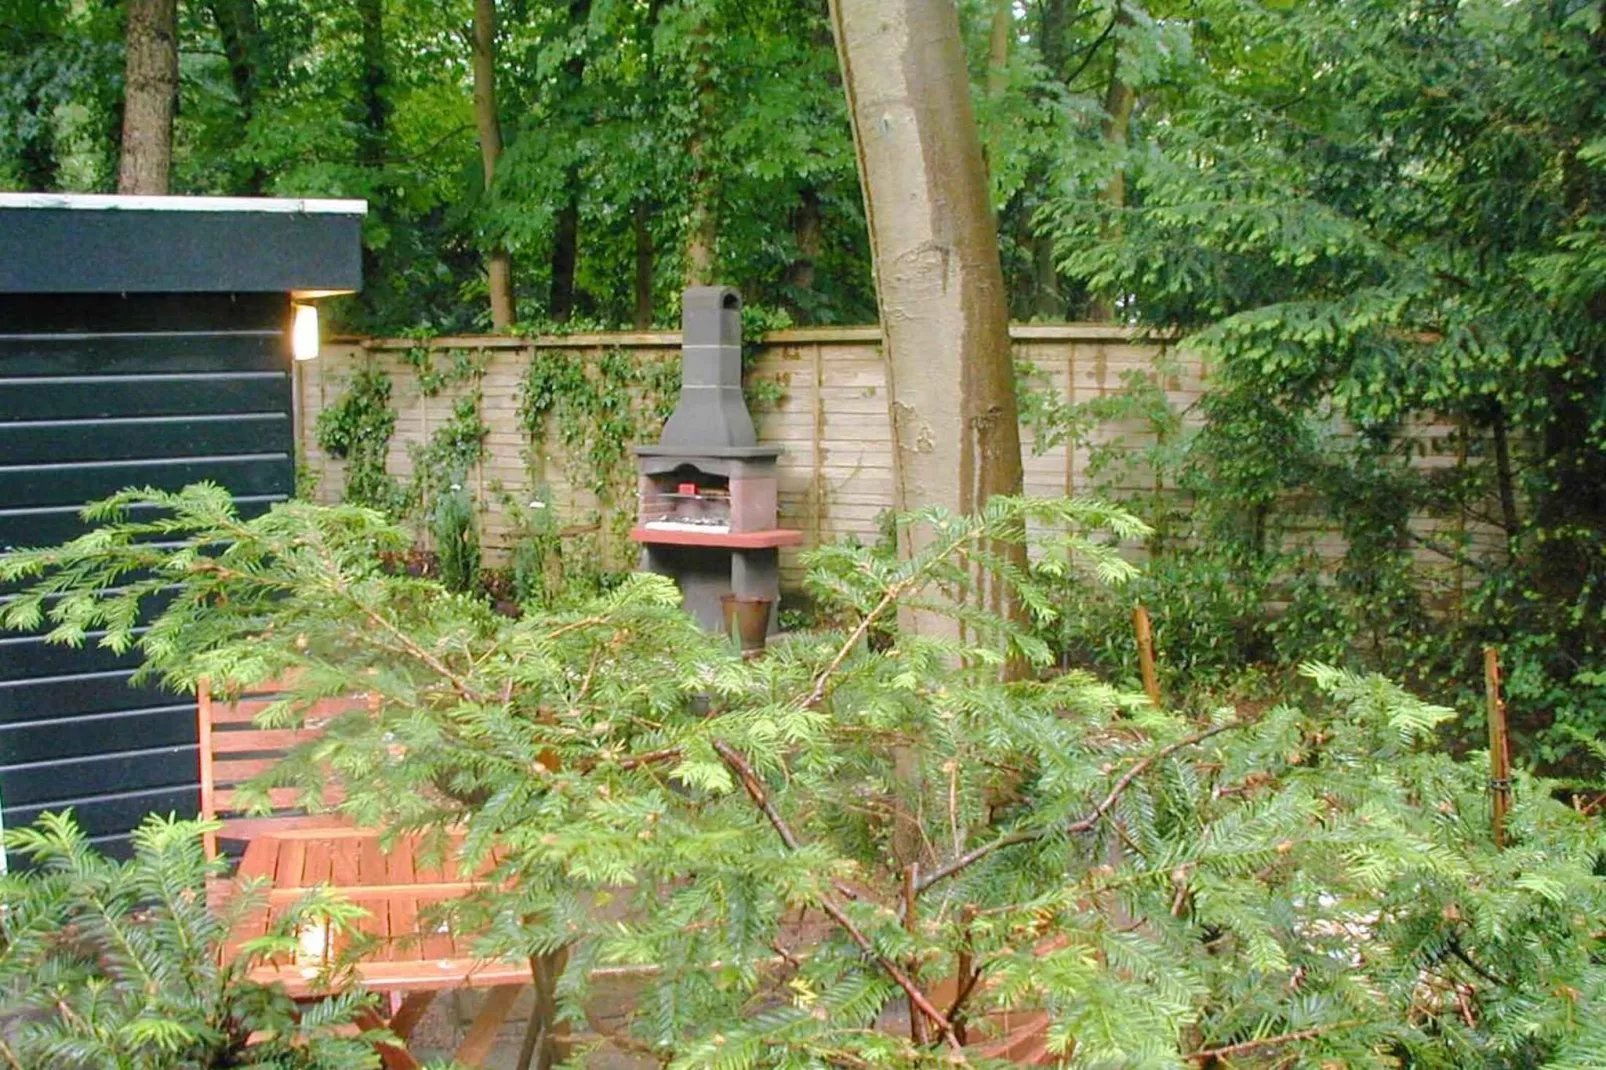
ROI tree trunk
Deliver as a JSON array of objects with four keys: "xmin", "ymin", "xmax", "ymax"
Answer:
[
  {"xmin": 1089, "ymin": 2, "xmax": 1137, "ymax": 322},
  {"xmin": 117, "ymin": 0, "xmax": 177, "ymax": 194},
  {"xmin": 1028, "ymin": 0, "xmax": 1073, "ymax": 319},
  {"xmin": 685, "ymin": 147, "xmax": 717, "ymax": 286},
  {"xmin": 549, "ymin": 180, "xmax": 579, "ymax": 322},
  {"xmin": 356, "ymin": 0, "xmax": 388, "ymax": 168},
  {"xmin": 472, "ymin": 0, "xmax": 516, "ymax": 328},
  {"xmin": 785, "ymin": 187, "xmax": 822, "ymax": 316},
  {"xmin": 209, "ymin": 0, "xmax": 268, "ymax": 193},
  {"xmin": 18, "ymin": 84, "xmax": 59, "ymax": 191},
  {"xmin": 634, "ymin": 199, "xmax": 655, "ymax": 329},
  {"xmin": 987, "ymin": 0, "xmax": 1013, "ymax": 99},
  {"xmin": 684, "ymin": 15, "xmax": 717, "ymax": 287},
  {"xmin": 547, "ymin": 0, "xmax": 590, "ymax": 323},
  {"xmin": 826, "ymin": 0, "xmax": 1027, "ymax": 646}
]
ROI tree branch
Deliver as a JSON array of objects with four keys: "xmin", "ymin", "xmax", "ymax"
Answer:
[
  {"xmin": 1187, "ymin": 1021, "xmax": 1360, "ymax": 1062},
  {"xmin": 917, "ymin": 717, "xmax": 1251, "ymax": 894},
  {"xmin": 711, "ymin": 739, "xmax": 965, "ymax": 1056}
]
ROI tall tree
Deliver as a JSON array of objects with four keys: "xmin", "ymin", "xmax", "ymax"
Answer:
[
  {"xmin": 207, "ymin": 0, "xmax": 266, "ymax": 193},
  {"xmin": 472, "ymin": 0, "xmax": 516, "ymax": 328},
  {"xmin": 826, "ymin": 0, "xmax": 1026, "ymax": 645},
  {"xmin": 683, "ymin": 13, "xmax": 717, "ymax": 288},
  {"xmin": 1089, "ymin": 0, "xmax": 1136, "ymax": 321},
  {"xmin": 117, "ymin": 0, "xmax": 177, "ymax": 193},
  {"xmin": 355, "ymin": 0, "xmax": 387, "ymax": 168},
  {"xmin": 547, "ymin": 0, "xmax": 591, "ymax": 324}
]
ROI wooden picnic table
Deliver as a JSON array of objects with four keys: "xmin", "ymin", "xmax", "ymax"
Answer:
[{"xmin": 227, "ymin": 825, "xmax": 530, "ymax": 1069}]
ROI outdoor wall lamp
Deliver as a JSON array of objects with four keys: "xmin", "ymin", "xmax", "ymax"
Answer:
[{"xmin": 292, "ymin": 302, "xmax": 320, "ymax": 361}]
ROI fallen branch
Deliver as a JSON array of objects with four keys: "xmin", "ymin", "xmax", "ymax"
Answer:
[
  {"xmin": 917, "ymin": 717, "xmax": 1252, "ymax": 894},
  {"xmin": 711, "ymin": 739, "xmax": 965, "ymax": 1056}
]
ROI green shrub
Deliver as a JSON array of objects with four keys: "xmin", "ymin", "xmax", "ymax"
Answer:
[
  {"xmin": 4, "ymin": 486, "xmax": 1605, "ymax": 1067},
  {"xmin": 430, "ymin": 487, "xmax": 480, "ymax": 595},
  {"xmin": 0, "ymin": 812, "xmax": 388, "ymax": 1069}
]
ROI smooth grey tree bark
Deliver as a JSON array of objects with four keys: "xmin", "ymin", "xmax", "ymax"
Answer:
[{"xmin": 825, "ymin": 0, "xmax": 1027, "ymax": 644}]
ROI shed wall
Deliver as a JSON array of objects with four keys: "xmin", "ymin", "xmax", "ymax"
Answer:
[{"xmin": 0, "ymin": 292, "xmax": 296, "ymax": 853}]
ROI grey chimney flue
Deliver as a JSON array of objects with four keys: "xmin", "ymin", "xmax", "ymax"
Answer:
[{"xmin": 657, "ymin": 285, "xmax": 757, "ymax": 450}]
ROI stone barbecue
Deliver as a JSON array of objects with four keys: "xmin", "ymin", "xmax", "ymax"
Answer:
[{"xmin": 630, "ymin": 286, "xmax": 801, "ymax": 634}]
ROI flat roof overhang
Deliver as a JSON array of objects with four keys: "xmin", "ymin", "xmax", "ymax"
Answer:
[{"xmin": 0, "ymin": 194, "xmax": 368, "ymax": 295}]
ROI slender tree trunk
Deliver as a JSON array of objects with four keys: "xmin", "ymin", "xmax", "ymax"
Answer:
[
  {"xmin": 684, "ymin": 15, "xmax": 717, "ymax": 286},
  {"xmin": 826, "ymin": 0, "xmax": 1027, "ymax": 648},
  {"xmin": 1491, "ymin": 407, "xmax": 1520, "ymax": 549},
  {"xmin": 117, "ymin": 0, "xmax": 177, "ymax": 194},
  {"xmin": 634, "ymin": 199, "xmax": 655, "ymax": 329},
  {"xmin": 549, "ymin": 182, "xmax": 580, "ymax": 322},
  {"xmin": 987, "ymin": 0, "xmax": 1012, "ymax": 99},
  {"xmin": 18, "ymin": 84, "xmax": 59, "ymax": 190},
  {"xmin": 472, "ymin": 0, "xmax": 516, "ymax": 328},
  {"xmin": 1090, "ymin": 2, "xmax": 1137, "ymax": 322},
  {"xmin": 209, "ymin": 0, "xmax": 268, "ymax": 193},
  {"xmin": 785, "ymin": 187, "xmax": 822, "ymax": 316},
  {"xmin": 1028, "ymin": 0, "xmax": 1073, "ymax": 319},
  {"xmin": 548, "ymin": 0, "xmax": 591, "ymax": 322},
  {"xmin": 356, "ymin": 0, "xmax": 388, "ymax": 168},
  {"xmin": 1038, "ymin": 0, "xmax": 1072, "ymax": 78},
  {"xmin": 685, "ymin": 147, "xmax": 717, "ymax": 286}
]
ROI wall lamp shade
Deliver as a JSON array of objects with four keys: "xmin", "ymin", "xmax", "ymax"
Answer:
[{"xmin": 291, "ymin": 303, "xmax": 320, "ymax": 361}]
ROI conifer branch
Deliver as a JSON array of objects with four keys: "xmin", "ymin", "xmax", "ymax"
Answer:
[
  {"xmin": 1187, "ymin": 1021, "xmax": 1361, "ymax": 1061},
  {"xmin": 917, "ymin": 717, "xmax": 1251, "ymax": 894},
  {"xmin": 804, "ymin": 585, "xmax": 903, "ymax": 708},
  {"xmin": 711, "ymin": 739, "xmax": 965, "ymax": 1056}
]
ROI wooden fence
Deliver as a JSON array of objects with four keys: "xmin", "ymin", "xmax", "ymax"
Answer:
[{"xmin": 296, "ymin": 325, "xmax": 1499, "ymax": 593}]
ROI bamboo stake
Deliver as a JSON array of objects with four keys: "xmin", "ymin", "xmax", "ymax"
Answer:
[
  {"xmin": 1484, "ymin": 646, "xmax": 1510, "ymax": 849},
  {"xmin": 1133, "ymin": 605, "xmax": 1163, "ymax": 708}
]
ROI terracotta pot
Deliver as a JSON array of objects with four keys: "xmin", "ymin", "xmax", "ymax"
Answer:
[{"xmin": 720, "ymin": 595, "xmax": 772, "ymax": 655}]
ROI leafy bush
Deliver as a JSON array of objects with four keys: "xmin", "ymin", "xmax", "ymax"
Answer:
[
  {"xmin": 4, "ymin": 485, "xmax": 1605, "ymax": 1067},
  {"xmin": 0, "ymin": 812, "xmax": 388, "ymax": 1069}
]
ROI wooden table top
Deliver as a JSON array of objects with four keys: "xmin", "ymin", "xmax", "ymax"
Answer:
[{"xmin": 227, "ymin": 826, "xmax": 528, "ymax": 994}]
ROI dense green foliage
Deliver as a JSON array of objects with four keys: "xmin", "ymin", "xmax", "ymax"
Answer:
[
  {"xmin": 0, "ymin": 0, "xmax": 873, "ymax": 332},
  {"xmin": 4, "ymin": 485, "xmax": 1606, "ymax": 1067},
  {"xmin": 1025, "ymin": 0, "xmax": 1606, "ymax": 766},
  {"xmin": 0, "ymin": 811, "xmax": 389, "ymax": 1069},
  {"xmin": 14, "ymin": 0, "xmax": 1606, "ymax": 762}
]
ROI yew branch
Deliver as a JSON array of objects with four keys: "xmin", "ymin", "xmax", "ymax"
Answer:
[
  {"xmin": 1187, "ymin": 1021, "xmax": 1361, "ymax": 1062},
  {"xmin": 917, "ymin": 717, "xmax": 1251, "ymax": 894},
  {"xmin": 711, "ymin": 739, "xmax": 965, "ymax": 1056}
]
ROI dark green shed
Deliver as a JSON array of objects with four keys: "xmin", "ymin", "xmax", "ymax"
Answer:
[{"xmin": 0, "ymin": 193, "xmax": 365, "ymax": 855}]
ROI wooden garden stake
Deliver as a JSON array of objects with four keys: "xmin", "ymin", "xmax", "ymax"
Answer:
[
  {"xmin": 1133, "ymin": 605, "xmax": 1163, "ymax": 708},
  {"xmin": 1484, "ymin": 646, "xmax": 1511, "ymax": 849}
]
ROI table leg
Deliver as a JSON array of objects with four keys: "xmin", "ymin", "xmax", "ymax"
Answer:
[
  {"xmin": 454, "ymin": 985, "xmax": 524, "ymax": 1066},
  {"xmin": 388, "ymin": 991, "xmax": 437, "ymax": 1043},
  {"xmin": 354, "ymin": 1007, "xmax": 423, "ymax": 1070}
]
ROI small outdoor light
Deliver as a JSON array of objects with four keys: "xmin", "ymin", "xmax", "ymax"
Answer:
[
  {"xmin": 295, "ymin": 916, "xmax": 332, "ymax": 974},
  {"xmin": 291, "ymin": 302, "xmax": 320, "ymax": 361}
]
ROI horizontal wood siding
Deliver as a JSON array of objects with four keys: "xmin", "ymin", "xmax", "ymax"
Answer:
[{"xmin": 0, "ymin": 292, "xmax": 295, "ymax": 853}]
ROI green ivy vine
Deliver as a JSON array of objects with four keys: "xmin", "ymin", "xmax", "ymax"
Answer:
[
  {"xmin": 516, "ymin": 348, "xmax": 680, "ymax": 508},
  {"xmin": 314, "ymin": 364, "xmax": 402, "ymax": 512},
  {"xmin": 409, "ymin": 392, "xmax": 490, "ymax": 507},
  {"xmin": 401, "ymin": 340, "xmax": 487, "ymax": 398}
]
